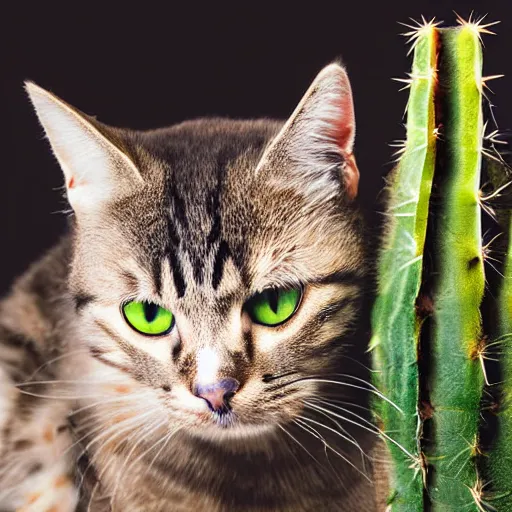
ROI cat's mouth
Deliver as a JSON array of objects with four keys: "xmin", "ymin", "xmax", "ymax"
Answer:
[
  {"xmin": 184, "ymin": 396, "xmax": 239, "ymax": 430},
  {"xmin": 191, "ymin": 413, "xmax": 277, "ymax": 443},
  {"xmin": 209, "ymin": 409, "xmax": 237, "ymax": 428},
  {"xmin": 190, "ymin": 405, "xmax": 277, "ymax": 439}
]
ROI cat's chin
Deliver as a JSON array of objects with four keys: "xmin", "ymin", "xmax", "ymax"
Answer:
[{"xmin": 188, "ymin": 416, "xmax": 278, "ymax": 443}]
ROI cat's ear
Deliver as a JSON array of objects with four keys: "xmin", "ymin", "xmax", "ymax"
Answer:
[
  {"xmin": 25, "ymin": 82, "xmax": 143, "ymax": 212},
  {"xmin": 257, "ymin": 63, "xmax": 359, "ymax": 200}
]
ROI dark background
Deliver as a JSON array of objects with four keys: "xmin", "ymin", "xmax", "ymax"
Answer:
[{"xmin": 3, "ymin": 1, "xmax": 512, "ymax": 295}]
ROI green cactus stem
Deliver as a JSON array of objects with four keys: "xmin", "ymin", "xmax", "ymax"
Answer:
[
  {"xmin": 427, "ymin": 24, "xmax": 486, "ymax": 512},
  {"xmin": 370, "ymin": 21, "xmax": 438, "ymax": 511},
  {"xmin": 486, "ymin": 161, "xmax": 512, "ymax": 510}
]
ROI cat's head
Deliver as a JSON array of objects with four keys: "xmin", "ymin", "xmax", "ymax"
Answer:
[{"xmin": 26, "ymin": 64, "xmax": 366, "ymax": 441}]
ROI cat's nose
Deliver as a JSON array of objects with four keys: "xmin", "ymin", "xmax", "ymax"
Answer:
[{"xmin": 194, "ymin": 378, "xmax": 239, "ymax": 412}]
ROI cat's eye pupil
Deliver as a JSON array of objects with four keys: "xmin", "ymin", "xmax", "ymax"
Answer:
[
  {"xmin": 144, "ymin": 302, "xmax": 159, "ymax": 323},
  {"xmin": 267, "ymin": 289, "xmax": 279, "ymax": 314}
]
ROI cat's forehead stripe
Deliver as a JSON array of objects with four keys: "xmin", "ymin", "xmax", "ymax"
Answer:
[
  {"xmin": 168, "ymin": 244, "xmax": 186, "ymax": 299},
  {"xmin": 165, "ymin": 207, "xmax": 186, "ymax": 298},
  {"xmin": 162, "ymin": 159, "xmax": 241, "ymax": 296},
  {"xmin": 212, "ymin": 240, "xmax": 231, "ymax": 290}
]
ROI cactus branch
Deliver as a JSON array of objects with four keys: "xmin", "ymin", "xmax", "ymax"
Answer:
[{"xmin": 370, "ymin": 21, "xmax": 438, "ymax": 511}]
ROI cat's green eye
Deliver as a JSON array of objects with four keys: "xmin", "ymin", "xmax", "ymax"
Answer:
[
  {"xmin": 246, "ymin": 287, "xmax": 302, "ymax": 327},
  {"xmin": 122, "ymin": 301, "xmax": 174, "ymax": 336}
]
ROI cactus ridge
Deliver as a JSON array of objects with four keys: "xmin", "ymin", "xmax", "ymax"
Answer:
[{"xmin": 371, "ymin": 15, "xmax": 512, "ymax": 512}]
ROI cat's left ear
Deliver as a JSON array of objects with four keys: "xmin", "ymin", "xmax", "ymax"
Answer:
[
  {"xmin": 25, "ymin": 82, "xmax": 143, "ymax": 213},
  {"xmin": 257, "ymin": 63, "xmax": 359, "ymax": 200}
]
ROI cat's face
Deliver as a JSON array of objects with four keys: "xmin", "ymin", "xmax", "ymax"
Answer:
[{"xmin": 26, "ymin": 64, "xmax": 365, "ymax": 442}]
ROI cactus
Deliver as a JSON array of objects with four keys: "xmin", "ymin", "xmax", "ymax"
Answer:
[
  {"xmin": 371, "ymin": 15, "xmax": 512, "ymax": 511},
  {"xmin": 486, "ymin": 219, "xmax": 512, "ymax": 510},
  {"xmin": 486, "ymin": 158, "xmax": 512, "ymax": 509},
  {"xmin": 488, "ymin": 233, "xmax": 512, "ymax": 509},
  {"xmin": 370, "ymin": 19, "xmax": 438, "ymax": 511},
  {"xmin": 427, "ymin": 24, "xmax": 486, "ymax": 512}
]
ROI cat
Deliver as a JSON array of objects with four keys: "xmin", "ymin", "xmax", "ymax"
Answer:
[{"xmin": 0, "ymin": 63, "xmax": 388, "ymax": 511}]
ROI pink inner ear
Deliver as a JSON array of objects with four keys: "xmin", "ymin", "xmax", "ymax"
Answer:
[
  {"xmin": 327, "ymin": 93, "xmax": 355, "ymax": 153},
  {"xmin": 344, "ymin": 153, "xmax": 360, "ymax": 200},
  {"xmin": 325, "ymin": 92, "xmax": 358, "ymax": 200}
]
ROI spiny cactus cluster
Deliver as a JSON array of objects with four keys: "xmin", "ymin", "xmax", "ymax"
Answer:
[{"xmin": 370, "ymin": 16, "xmax": 512, "ymax": 511}]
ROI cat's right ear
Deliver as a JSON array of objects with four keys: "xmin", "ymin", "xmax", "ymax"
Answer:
[{"xmin": 25, "ymin": 82, "xmax": 143, "ymax": 212}]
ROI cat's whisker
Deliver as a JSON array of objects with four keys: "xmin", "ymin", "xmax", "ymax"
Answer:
[
  {"xmin": 309, "ymin": 398, "xmax": 380, "ymax": 433},
  {"xmin": 292, "ymin": 418, "xmax": 346, "ymax": 484},
  {"xmin": 304, "ymin": 401, "xmax": 417, "ymax": 463},
  {"xmin": 335, "ymin": 355, "xmax": 375, "ymax": 373},
  {"xmin": 293, "ymin": 417, "xmax": 353, "ymax": 484},
  {"xmin": 68, "ymin": 403, "xmax": 151, "ymax": 459},
  {"xmin": 0, "ymin": 459, "xmax": 25, "ymax": 486},
  {"xmin": 277, "ymin": 423, "xmax": 322, "ymax": 466},
  {"xmin": 303, "ymin": 378, "xmax": 402, "ymax": 413},
  {"xmin": 87, "ymin": 481, "xmax": 101, "ymax": 512},
  {"xmin": 24, "ymin": 348, "xmax": 91, "ymax": 381},
  {"xmin": 266, "ymin": 372, "xmax": 401, "ymax": 413},
  {"xmin": 301, "ymin": 404, "xmax": 367, "ymax": 461},
  {"xmin": 110, "ymin": 419, "xmax": 168, "ymax": 510},
  {"xmin": 68, "ymin": 392, "xmax": 145, "ymax": 417},
  {"xmin": 73, "ymin": 408, "xmax": 159, "ymax": 483},
  {"xmin": 64, "ymin": 421, "xmax": 110, "ymax": 457},
  {"xmin": 71, "ymin": 398, "xmax": 161, "ymax": 441},
  {"xmin": 86, "ymin": 478, "xmax": 112, "ymax": 512},
  {"xmin": 304, "ymin": 401, "xmax": 382, "ymax": 438},
  {"xmin": 0, "ymin": 459, "xmax": 33, "ymax": 501},
  {"xmin": 299, "ymin": 409, "xmax": 367, "ymax": 463},
  {"xmin": 318, "ymin": 396, "xmax": 373, "ymax": 414},
  {"xmin": 308, "ymin": 399, "xmax": 392, "ymax": 462},
  {"xmin": 76, "ymin": 416, "xmax": 157, "ymax": 498},
  {"xmin": 294, "ymin": 418, "xmax": 330, "ymax": 454},
  {"xmin": 296, "ymin": 416, "xmax": 370, "ymax": 481},
  {"xmin": 14, "ymin": 389, "xmax": 103, "ymax": 400},
  {"xmin": 71, "ymin": 410, "xmax": 138, "ymax": 436},
  {"xmin": 15, "ymin": 379, "xmax": 124, "ymax": 388},
  {"xmin": 80, "ymin": 416, "xmax": 163, "ymax": 503},
  {"xmin": 145, "ymin": 426, "xmax": 183, "ymax": 478},
  {"xmin": 78, "ymin": 423, "xmax": 146, "ymax": 498},
  {"xmin": 324, "ymin": 373, "xmax": 393, "ymax": 395}
]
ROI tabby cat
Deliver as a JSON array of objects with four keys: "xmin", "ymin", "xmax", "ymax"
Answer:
[{"xmin": 0, "ymin": 64, "xmax": 386, "ymax": 511}]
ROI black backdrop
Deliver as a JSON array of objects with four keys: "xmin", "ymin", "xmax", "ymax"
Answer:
[{"xmin": 3, "ymin": 1, "xmax": 512, "ymax": 294}]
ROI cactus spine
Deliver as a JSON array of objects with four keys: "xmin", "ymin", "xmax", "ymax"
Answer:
[{"xmin": 372, "ymin": 15, "xmax": 512, "ymax": 511}]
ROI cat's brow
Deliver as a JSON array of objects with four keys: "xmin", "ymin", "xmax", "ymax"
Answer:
[
  {"xmin": 315, "ymin": 296, "xmax": 359, "ymax": 324},
  {"xmin": 311, "ymin": 269, "xmax": 365, "ymax": 288},
  {"xmin": 73, "ymin": 292, "xmax": 97, "ymax": 312},
  {"xmin": 255, "ymin": 268, "xmax": 363, "ymax": 292},
  {"xmin": 120, "ymin": 270, "xmax": 141, "ymax": 293},
  {"xmin": 254, "ymin": 272, "xmax": 303, "ymax": 292}
]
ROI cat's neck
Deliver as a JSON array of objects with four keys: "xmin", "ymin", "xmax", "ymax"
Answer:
[{"xmin": 83, "ymin": 423, "xmax": 378, "ymax": 511}]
